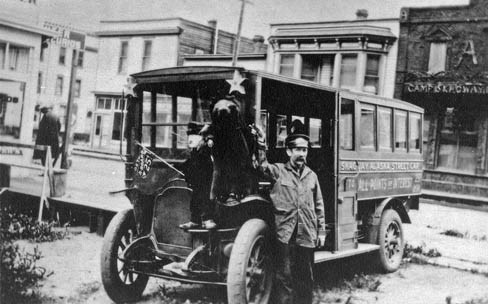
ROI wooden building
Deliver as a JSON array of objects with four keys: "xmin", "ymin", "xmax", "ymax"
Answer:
[
  {"xmin": 93, "ymin": 18, "xmax": 266, "ymax": 151},
  {"xmin": 266, "ymin": 13, "xmax": 399, "ymax": 98},
  {"xmin": 395, "ymin": 0, "xmax": 488, "ymax": 203}
]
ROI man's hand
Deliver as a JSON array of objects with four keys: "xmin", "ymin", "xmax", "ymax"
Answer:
[
  {"xmin": 250, "ymin": 124, "xmax": 266, "ymax": 149},
  {"xmin": 317, "ymin": 230, "xmax": 326, "ymax": 248}
]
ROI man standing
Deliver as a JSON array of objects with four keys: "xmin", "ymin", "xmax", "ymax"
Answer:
[
  {"xmin": 255, "ymin": 121, "xmax": 326, "ymax": 304},
  {"xmin": 33, "ymin": 103, "xmax": 61, "ymax": 166},
  {"xmin": 179, "ymin": 122, "xmax": 216, "ymax": 229}
]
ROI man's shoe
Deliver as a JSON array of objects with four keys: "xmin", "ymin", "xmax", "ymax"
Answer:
[
  {"xmin": 179, "ymin": 221, "xmax": 200, "ymax": 229},
  {"xmin": 225, "ymin": 193, "xmax": 240, "ymax": 206},
  {"xmin": 202, "ymin": 219, "xmax": 217, "ymax": 229}
]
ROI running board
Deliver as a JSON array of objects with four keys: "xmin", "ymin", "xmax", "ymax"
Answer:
[{"xmin": 314, "ymin": 244, "xmax": 380, "ymax": 264}]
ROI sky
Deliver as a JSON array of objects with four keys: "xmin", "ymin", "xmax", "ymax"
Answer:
[{"xmin": 37, "ymin": 0, "xmax": 470, "ymax": 38}]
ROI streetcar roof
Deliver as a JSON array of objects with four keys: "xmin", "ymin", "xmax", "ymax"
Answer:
[{"xmin": 131, "ymin": 66, "xmax": 423, "ymax": 113}]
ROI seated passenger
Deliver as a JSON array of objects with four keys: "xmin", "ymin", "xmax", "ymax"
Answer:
[{"xmin": 179, "ymin": 122, "xmax": 216, "ymax": 230}]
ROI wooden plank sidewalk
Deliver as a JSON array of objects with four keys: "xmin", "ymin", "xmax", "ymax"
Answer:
[{"xmin": 5, "ymin": 174, "xmax": 131, "ymax": 214}]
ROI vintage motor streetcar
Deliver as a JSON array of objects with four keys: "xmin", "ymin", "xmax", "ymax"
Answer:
[{"xmin": 100, "ymin": 66, "xmax": 424, "ymax": 304}]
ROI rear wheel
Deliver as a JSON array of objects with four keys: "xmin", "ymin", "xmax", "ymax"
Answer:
[
  {"xmin": 376, "ymin": 209, "xmax": 404, "ymax": 272},
  {"xmin": 100, "ymin": 209, "xmax": 149, "ymax": 303},
  {"xmin": 227, "ymin": 219, "xmax": 273, "ymax": 304}
]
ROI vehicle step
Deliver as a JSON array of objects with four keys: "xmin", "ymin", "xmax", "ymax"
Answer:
[{"xmin": 314, "ymin": 244, "xmax": 380, "ymax": 263}]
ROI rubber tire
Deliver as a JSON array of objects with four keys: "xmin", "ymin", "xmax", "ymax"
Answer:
[
  {"xmin": 227, "ymin": 219, "xmax": 273, "ymax": 304},
  {"xmin": 100, "ymin": 209, "xmax": 149, "ymax": 303},
  {"xmin": 376, "ymin": 209, "xmax": 404, "ymax": 273}
]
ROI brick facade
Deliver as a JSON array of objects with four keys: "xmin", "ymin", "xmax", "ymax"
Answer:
[{"xmin": 394, "ymin": 0, "xmax": 488, "ymax": 202}]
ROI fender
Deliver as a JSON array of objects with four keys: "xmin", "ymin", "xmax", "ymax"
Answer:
[
  {"xmin": 240, "ymin": 194, "xmax": 272, "ymax": 205},
  {"xmin": 371, "ymin": 197, "xmax": 411, "ymax": 226}
]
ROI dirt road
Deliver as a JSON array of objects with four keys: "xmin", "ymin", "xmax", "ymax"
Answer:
[{"xmin": 15, "ymin": 202, "xmax": 488, "ymax": 304}]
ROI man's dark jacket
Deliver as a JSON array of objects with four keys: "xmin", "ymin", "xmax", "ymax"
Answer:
[{"xmin": 33, "ymin": 110, "xmax": 61, "ymax": 160}]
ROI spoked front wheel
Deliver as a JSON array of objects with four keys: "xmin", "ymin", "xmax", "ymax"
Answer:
[
  {"xmin": 227, "ymin": 219, "xmax": 273, "ymax": 304},
  {"xmin": 100, "ymin": 208, "xmax": 149, "ymax": 303}
]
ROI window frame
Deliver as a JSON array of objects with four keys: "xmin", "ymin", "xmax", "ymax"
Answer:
[
  {"xmin": 141, "ymin": 40, "xmax": 152, "ymax": 71},
  {"xmin": 339, "ymin": 53, "xmax": 358, "ymax": 89},
  {"xmin": 74, "ymin": 79, "xmax": 81, "ymax": 98},
  {"xmin": 409, "ymin": 112, "xmax": 422, "ymax": 153},
  {"xmin": 359, "ymin": 102, "xmax": 376, "ymax": 151},
  {"xmin": 394, "ymin": 109, "xmax": 408, "ymax": 152},
  {"xmin": 364, "ymin": 54, "xmax": 381, "ymax": 95},
  {"xmin": 37, "ymin": 71, "xmax": 43, "ymax": 94},
  {"xmin": 77, "ymin": 50, "xmax": 84, "ymax": 68},
  {"xmin": 55, "ymin": 75, "xmax": 64, "ymax": 96},
  {"xmin": 59, "ymin": 46, "xmax": 66, "ymax": 65},
  {"xmin": 428, "ymin": 42, "xmax": 447, "ymax": 74},
  {"xmin": 339, "ymin": 98, "xmax": 355, "ymax": 151},
  {"xmin": 0, "ymin": 42, "xmax": 6, "ymax": 69},
  {"xmin": 279, "ymin": 54, "xmax": 295, "ymax": 77},
  {"xmin": 377, "ymin": 106, "xmax": 393, "ymax": 152},
  {"xmin": 118, "ymin": 40, "xmax": 129, "ymax": 74}
]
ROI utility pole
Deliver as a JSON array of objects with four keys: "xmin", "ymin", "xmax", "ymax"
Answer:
[
  {"xmin": 61, "ymin": 49, "xmax": 78, "ymax": 169},
  {"xmin": 232, "ymin": 0, "xmax": 250, "ymax": 67}
]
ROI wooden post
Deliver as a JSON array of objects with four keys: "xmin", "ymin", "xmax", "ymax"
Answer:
[{"xmin": 38, "ymin": 146, "xmax": 52, "ymax": 222}]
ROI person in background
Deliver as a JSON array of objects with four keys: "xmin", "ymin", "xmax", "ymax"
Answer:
[
  {"xmin": 253, "ymin": 120, "xmax": 326, "ymax": 304},
  {"xmin": 179, "ymin": 122, "xmax": 216, "ymax": 230},
  {"xmin": 33, "ymin": 103, "xmax": 61, "ymax": 167}
]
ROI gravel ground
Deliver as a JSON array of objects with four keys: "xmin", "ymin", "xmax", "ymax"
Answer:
[{"xmin": 11, "ymin": 202, "xmax": 488, "ymax": 304}]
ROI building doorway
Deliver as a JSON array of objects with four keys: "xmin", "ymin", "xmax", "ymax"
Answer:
[{"xmin": 92, "ymin": 113, "xmax": 111, "ymax": 149}]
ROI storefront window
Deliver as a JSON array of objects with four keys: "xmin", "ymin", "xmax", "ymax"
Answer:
[{"xmin": 438, "ymin": 108, "xmax": 478, "ymax": 172}]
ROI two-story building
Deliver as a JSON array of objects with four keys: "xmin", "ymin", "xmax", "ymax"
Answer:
[
  {"xmin": 36, "ymin": 21, "xmax": 98, "ymax": 145},
  {"xmin": 0, "ymin": 0, "xmax": 51, "ymax": 143},
  {"xmin": 92, "ymin": 18, "xmax": 267, "ymax": 151},
  {"xmin": 395, "ymin": 0, "xmax": 488, "ymax": 202},
  {"xmin": 266, "ymin": 11, "xmax": 399, "ymax": 98}
]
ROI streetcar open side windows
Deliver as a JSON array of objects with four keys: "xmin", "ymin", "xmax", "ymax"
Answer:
[
  {"xmin": 359, "ymin": 103, "xmax": 376, "ymax": 150},
  {"xmin": 340, "ymin": 98, "xmax": 422, "ymax": 153}
]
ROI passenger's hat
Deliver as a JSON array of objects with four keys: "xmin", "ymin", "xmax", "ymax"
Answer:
[
  {"xmin": 285, "ymin": 120, "xmax": 310, "ymax": 148},
  {"xmin": 39, "ymin": 102, "xmax": 53, "ymax": 110},
  {"xmin": 187, "ymin": 122, "xmax": 203, "ymax": 135}
]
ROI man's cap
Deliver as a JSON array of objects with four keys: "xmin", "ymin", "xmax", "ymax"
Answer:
[
  {"xmin": 187, "ymin": 122, "xmax": 203, "ymax": 135},
  {"xmin": 39, "ymin": 102, "xmax": 53, "ymax": 109},
  {"xmin": 285, "ymin": 120, "xmax": 310, "ymax": 148}
]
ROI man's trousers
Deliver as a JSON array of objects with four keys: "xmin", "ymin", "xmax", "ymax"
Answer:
[{"xmin": 273, "ymin": 240, "xmax": 314, "ymax": 304}]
